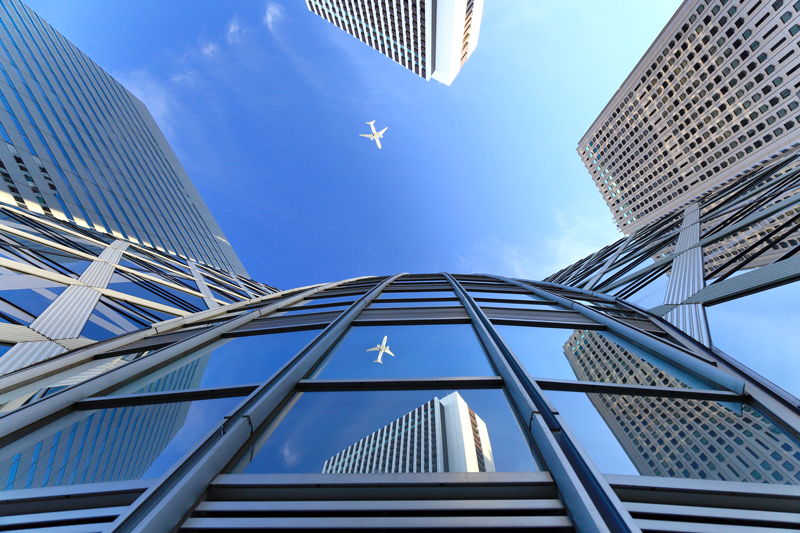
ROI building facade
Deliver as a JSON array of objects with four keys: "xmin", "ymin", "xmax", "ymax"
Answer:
[
  {"xmin": 1, "ymin": 273, "xmax": 798, "ymax": 532},
  {"xmin": 322, "ymin": 391, "xmax": 495, "ymax": 474},
  {"xmin": 579, "ymin": 0, "xmax": 800, "ymax": 233},
  {"xmin": 0, "ymin": 0, "xmax": 245, "ymax": 275},
  {"xmin": 306, "ymin": 0, "xmax": 484, "ymax": 85}
]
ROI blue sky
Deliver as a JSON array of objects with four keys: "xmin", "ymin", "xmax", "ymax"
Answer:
[{"xmin": 22, "ymin": 1, "xmax": 800, "ymax": 399}]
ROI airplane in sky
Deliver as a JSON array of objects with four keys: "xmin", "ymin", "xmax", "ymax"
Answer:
[
  {"xmin": 360, "ymin": 120, "xmax": 388, "ymax": 149},
  {"xmin": 367, "ymin": 335, "xmax": 394, "ymax": 364}
]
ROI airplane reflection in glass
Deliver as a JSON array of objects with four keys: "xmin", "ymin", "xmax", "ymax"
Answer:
[
  {"xmin": 367, "ymin": 335, "xmax": 395, "ymax": 364},
  {"xmin": 359, "ymin": 120, "xmax": 388, "ymax": 149}
]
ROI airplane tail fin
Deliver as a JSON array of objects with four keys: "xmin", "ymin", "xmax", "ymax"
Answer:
[{"xmin": 373, "ymin": 359, "xmax": 382, "ymax": 364}]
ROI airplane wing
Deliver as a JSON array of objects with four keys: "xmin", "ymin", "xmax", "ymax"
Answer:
[
  {"xmin": 385, "ymin": 348, "xmax": 394, "ymax": 357},
  {"xmin": 378, "ymin": 127, "xmax": 388, "ymax": 135},
  {"xmin": 375, "ymin": 138, "xmax": 382, "ymax": 149},
  {"xmin": 366, "ymin": 346, "xmax": 380, "ymax": 352},
  {"xmin": 359, "ymin": 134, "xmax": 372, "ymax": 138},
  {"xmin": 370, "ymin": 122, "xmax": 378, "ymax": 135}
]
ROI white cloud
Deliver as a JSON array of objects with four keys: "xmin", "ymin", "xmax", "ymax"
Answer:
[
  {"xmin": 281, "ymin": 441, "xmax": 300, "ymax": 466},
  {"xmin": 264, "ymin": 2, "xmax": 283, "ymax": 32},
  {"xmin": 113, "ymin": 70, "xmax": 176, "ymax": 137},
  {"xmin": 201, "ymin": 42, "xmax": 218, "ymax": 57},
  {"xmin": 226, "ymin": 16, "xmax": 243, "ymax": 44}
]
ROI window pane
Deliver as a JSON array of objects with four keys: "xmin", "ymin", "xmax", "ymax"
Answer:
[
  {"xmin": 495, "ymin": 325, "xmax": 585, "ymax": 380},
  {"xmin": 548, "ymin": 390, "xmax": 800, "ymax": 484},
  {"xmin": 0, "ymin": 396, "xmax": 241, "ymax": 490},
  {"xmin": 241, "ymin": 389, "xmax": 539, "ymax": 475},
  {"xmin": 468, "ymin": 290, "xmax": 546, "ymax": 302},
  {"xmin": 377, "ymin": 290, "xmax": 456, "ymax": 299},
  {"xmin": 369, "ymin": 299, "xmax": 460, "ymax": 308},
  {"xmin": 312, "ymin": 324, "xmax": 496, "ymax": 380},
  {"xmin": 109, "ymin": 330, "xmax": 321, "ymax": 394},
  {"xmin": 477, "ymin": 300, "xmax": 562, "ymax": 310}
]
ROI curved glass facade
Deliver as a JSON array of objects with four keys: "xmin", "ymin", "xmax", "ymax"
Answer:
[{"xmin": 1, "ymin": 273, "xmax": 798, "ymax": 531}]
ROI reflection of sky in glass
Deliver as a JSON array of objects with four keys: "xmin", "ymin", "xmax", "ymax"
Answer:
[
  {"xmin": 243, "ymin": 389, "xmax": 538, "ymax": 474},
  {"xmin": 369, "ymin": 300, "xmax": 460, "ymax": 308},
  {"xmin": 495, "ymin": 325, "xmax": 581, "ymax": 381},
  {"xmin": 468, "ymin": 291, "xmax": 545, "ymax": 302},
  {"xmin": 313, "ymin": 324, "xmax": 496, "ymax": 380},
  {"xmin": 544, "ymin": 390, "xmax": 638, "ymax": 475},
  {"xmin": 143, "ymin": 396, "xmax": 243, "ymax": 479},
  {"xmin": 378, "ymin": 291, "xmax": 456, "ymax": 299},
  {"xmin": 478, "ymin": 301, "xmax": 561, "ymax": 310}
]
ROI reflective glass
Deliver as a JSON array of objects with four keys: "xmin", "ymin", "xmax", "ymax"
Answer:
[
  {"xmin": 110, "ymin": 330, "xmax": 321, "ymax": 394},
  {"xmin": 275, "ymin": 301, "xmax": 352, "ymax": 316},
  {"xmin": 477, "ymin": 300, "xmax": 562, "ymax": 310},
  {"xmin": 0, "ymin": 396, "xmax": 241, "ymax": 490},
  {"xmin": 378, "ymin": 290, "xmax": 456, "ymax": 299},
  {"xmin": 369, "ymin": 299, "xmax": 460, "ymax": 308},
  {"xmin": 547, "ymin": 390, "xmax": 800, "ymax": 484},
  {"xmin": 242, "ymin": 389, "xmax": 539, "ymax": 474},
  {"xmin": 107, "ymin": 274, "xmax": 205, "ymax": 313},
  {"xmin": 80, "ymin": 302, "xmax": 146, "ymax": 342},
  {"xmin": 495, "ymin": 325, "xmax": 586, "ymax": 381},
  {"xmin": 561, "ymin": 329, "xmax": 721, "ymax": 390},
  {"xmin": 312, "ymin": 324, "xmax": 496, "ymax": 380},
  {"xmin": 0, "ymin": 283, "xmax": 66, "ymax": 324},
  {"xmin": 468, "ymin": 290, "xmax": 546, "ymax": 302},
  {"xmin": 305, "ymin": 295, "xmax": 359, "ymax": 305}
]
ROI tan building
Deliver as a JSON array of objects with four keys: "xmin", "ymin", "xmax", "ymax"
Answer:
[{"xmin": 579, "ymin": 0, "xmax": 800, "ymax": 233}]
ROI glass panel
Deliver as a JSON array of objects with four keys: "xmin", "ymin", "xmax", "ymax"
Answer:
[
  {"xmin": 0, "ymin": 396, "xmax": 242, "ymax": 490},
  {"xmin": 468, "ymin": 290, "xmax": 546, "ymax": 302},
  {"xmin": 242, "ymin": 389, "xmax": 539, "ymax": 474},
  {"xmin": 79, "ymin": 301, "xmax": 146, "ymax": 342},
  {"xmin": 548, "ymin": 391, "xmax": 800, "ymax": 484},
  {"xmin": 0, "ymin": 283, "xmax": 66, "ymax": 325},
  {"xmin": 312, "ymin": 324, "xmax": 496, "ymax": 380},
  {"xmin": 274, "ymin": 302, "xmax": 351, "ymax": 316},
  {"xmin": 477, "ymin": 301, "xmax": 562, "ymax": 310},
  {"xmin": 495, "ymin": 325, "xmax": 586, "ymax": 381},
  {"xmin": 107, "ymin": 274, "xmax": 205, "ymax": 313},
  {"xmin": 305, "ymin": 295, "xmax": 358, "ymax": 305},
  {"xmin": 562, "ymin": 329, "xmax": 722, "ymax": 390},
  {"xmin": 109, "ymin": 330, "xmax": 321, "ymax": 394},
  {"xmin": 378, "ymin": 290, "xmax": 456, "ymax": 299},
  {"xmin": 369, "ymin": 300, "xmax": 460, "ymax": 308}
]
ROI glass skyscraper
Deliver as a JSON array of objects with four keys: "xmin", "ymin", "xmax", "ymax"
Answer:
[{"xmin": 2, "ymin": 1, "xmax": 800, "ymax": 532}]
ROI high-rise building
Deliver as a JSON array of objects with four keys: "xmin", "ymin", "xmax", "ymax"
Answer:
[
  {"xmin": 0, "ymin": 0, "xmax": 245, "ymax": 276},
  {"xmin": 322, "ymin": 391, "xmax": 494, "ymax": 474},
  {"xmin": 563, "ymin": 329, "xmax": 800, "ymax": 483},
  {"xmin": 0, "ymin": 0, "xmax": 278, "ymax": 377},
  {"xmin": 579, "ymin": 0, "xmax": 800, "ymax": 232},
  {"xmin": 2, "ymin": 273, "xmax": 798, "ymax": 532},
  {"xmin": 305, "ymin": 0, "xmax": 484, "ymax": 85}
]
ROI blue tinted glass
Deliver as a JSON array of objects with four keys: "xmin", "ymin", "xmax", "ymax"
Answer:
[
  {"xmin": 110, "ymin": 330, "xmax": 322, "ymax": 394},
  {"xmin": 468, "ymin": 290, "xmax": 546, "ymax": 302},
  {"xmin": 0, "ymin": 396, "xmax": 241, "ymax": 490},
  {"xmin": 496, "ymin": 325, "xmax": 584, "ymax": 380},
  {"xmin": 378, "ymin": 291, "xmax": 456, "ymax": 299},
  {"xmin": 0, "ymin": 284, "xmax": 66, "ymax": 324},
  {"xmin": 313, "ymin": 324, "xmax": 496, "ymax": 380},
  {"xmin": 547, "ymin": 391, "xmax": 800, "ymax": 484},
  {"xmin": 478, "ymin": 301, "xmax": 562, "ymax": 310},
  {"xmin": 242, "ymin": 389, "xmax": 539, "ymax": 474},
  {"xmin": 369, "ymin": 300, "xmax": 460, "ymax": 308},
  {"xmin": 107, "ymin": 275, "xmax": 205, "ymax": 313}
]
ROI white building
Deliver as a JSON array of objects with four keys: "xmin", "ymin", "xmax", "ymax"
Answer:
[
  {"xmin": 579, "ymin": 0, "xmax": 800, "ymax": 233},
  {"xmin": 322, "ymin": 391, "xmax": 494, "ymax": 473},
  {"xmin": 306, "ymin": 0, "xmax": 484, "ymax": 85}
]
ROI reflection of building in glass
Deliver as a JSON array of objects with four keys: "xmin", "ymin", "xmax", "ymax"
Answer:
[
  {"xmin": 322, "ymin": 391, "xmax": 494, "ymax": 474},
  {"xmin": 0, "ymin": 353, "xmax": 208, "ymax": 490},
  {"xmin": 563, "ymin": 329, "xmax": 800, "ymax": 484}
]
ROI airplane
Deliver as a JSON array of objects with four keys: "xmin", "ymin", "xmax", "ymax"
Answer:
[
  {"xmin": 366, "ymin": 335, "xmax": 394, "ymax": 364},
  {"xmin": 360, "ymin": 120, "xmax": 388, "ymax": 149}
]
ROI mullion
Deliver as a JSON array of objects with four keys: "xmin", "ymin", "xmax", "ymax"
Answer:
[{"xmin": 76, "ymin": 384, "xmax": 259, "ymax": 410}]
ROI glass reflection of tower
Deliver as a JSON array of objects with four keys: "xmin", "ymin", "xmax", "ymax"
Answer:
[
  {"xmin": 563, "ymin": 329, "xmax": 800, "ymax": 484},
  {"xmin": 322, "ymin": 391, "xmax": 495, "ymax": 474},
  {"xmin": 0, "ymin": 353, "xmax": 209, "ymax": 490}
]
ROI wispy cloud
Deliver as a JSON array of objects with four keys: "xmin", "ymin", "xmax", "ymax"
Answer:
[
  {"xmin": 113, "ymin": 70, "xmax": 177, "ymax": 137},
  {"xmin": 226, "ymin": 16, "xmax": 243, "ymax": 44},
  {"xmin": 264, "ymin": 2, "xmax": 283, "ymax": 32},
  {"xmin": 200, "ymin": 42, "xmax": 218, "ymax": 57}
]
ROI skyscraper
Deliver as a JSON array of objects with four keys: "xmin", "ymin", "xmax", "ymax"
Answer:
[
  {"xmin": 579, "ymin": 0, "xmax": 800, "ymax": 232},
  {"xmin": 0, "ymin": 0, "xmax": 277, "ymax": 376},
  {"xmin": 0, "ymin": 0, "xmax": 245, "ymax": 276},
  {"xmin": 306, "ymin": 0, "xmax": 484, "ymax": 85},
  {"xmin": 322, "ymin": 391, "xmax": 495, "ymax": 474}
]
